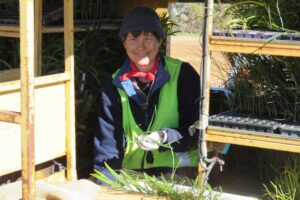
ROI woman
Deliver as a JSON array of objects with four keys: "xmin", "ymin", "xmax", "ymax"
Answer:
[{"xmin": 94, "ymin": 6, "xmax": 200, "ymax": 183}]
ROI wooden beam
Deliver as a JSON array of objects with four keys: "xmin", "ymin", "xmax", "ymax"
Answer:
[
  {"xmin": 207, "ymin": 127, "xmax": 300, "ymax": 153},
  {"xmin": 0, "ymin": 110, "xmax": 21, "ymax": 124},
  {"xmin": 0, "ymin": 72, "xmax": 70, "ymax": 94},
  {"xmin": 0, "ymin": 24, "xmax": 120, "ymax": 37},
  {"xmin": 43, "ymin": 25, "xmax": 120, "ymax": 33},
  {"xmin": 34, "ymin": 0, "xmax": 43, "ymax": 76},
  {"xmin": 20, "ymin": 0, "xmax": 36, "ymax": 199},
  {"xmin": 0, "ymin": 31, "xmax": 20, "ymax": 38},
  {"xmin": 210, "ymin": 36, "xmax": 300, "ymax": 57},
  {"xmin": 64, "ymin": 0, "xmax": 77, "ymax": 181}
]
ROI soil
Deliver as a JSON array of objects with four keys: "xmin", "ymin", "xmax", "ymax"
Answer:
[{"xmin": 169, "ymin": 35, "xmax": 231, "ymax": 87}]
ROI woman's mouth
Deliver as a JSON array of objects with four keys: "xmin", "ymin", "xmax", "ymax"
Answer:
[{"xmin": 137, "ymin": 56, "xmax": 150, "ymax": 65}]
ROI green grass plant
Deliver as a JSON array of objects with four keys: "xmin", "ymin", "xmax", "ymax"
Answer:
[
  {"xmin": 226, "ymin": 54, "xmax": 300, "ymax": 122},
  {"xmin": 92, "ymin": 163, "xmax": 222, "ymax": 200},
  {"xmin": 221, "ymin": 0, "xmax": 300, "ymax": 32},
  {"xmin": 74, "ymin": 0, "xmax": 119, "ymax": 20},
  {"xmin": 220, "ymin": 0, "xmax": 300, "ymax": 123},
  {"xmin": 263, "ymin": 155, "xmax": 300, "ymax": 200},
  {"xmin": 0, "ymin": 38, "xmax": 19, "ymax": 70},
  {"xmin": 0, "ymin": 0, "xmax": 18, "ymax": 10}
]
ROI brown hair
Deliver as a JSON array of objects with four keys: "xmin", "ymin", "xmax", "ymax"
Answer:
[{"xmin": 123, "ymin": 30, "xmax": 160, "ymax": 41}]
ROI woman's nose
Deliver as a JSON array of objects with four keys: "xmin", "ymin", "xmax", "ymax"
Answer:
[{"xmin": 136, "ymin": 39, "xmax": 146, "ymax": 50}]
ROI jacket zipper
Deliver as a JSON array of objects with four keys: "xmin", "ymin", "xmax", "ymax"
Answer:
[{"xmin": 141, "ymin": 82, "xmax": 155, "ymax": 170}]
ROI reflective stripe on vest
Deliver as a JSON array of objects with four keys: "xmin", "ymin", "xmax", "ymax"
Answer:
[{"xmin": 112, "ymin": 57, "xmax": 198, "ymax": 169}]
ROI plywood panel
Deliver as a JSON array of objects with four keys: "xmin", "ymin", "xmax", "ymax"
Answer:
[{"xmin": 0, "ymin": 83, "xmax": 66, "ymax": 175}]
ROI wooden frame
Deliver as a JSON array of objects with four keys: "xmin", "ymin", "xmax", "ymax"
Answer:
[{"xmin": 0, "ymin": 0, "xmax": 76, "ymax": 199}]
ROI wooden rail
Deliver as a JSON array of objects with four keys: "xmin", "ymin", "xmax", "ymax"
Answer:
[
  {"xmin": 0, "ymin": 24, "xmax": 119, "ymax": 37},
  {"xmin": 210, "ymin": 36, "xmax": 300, "ymax": 57},
  {"xmin": 0, "ymin": 110, "xmax": 21, "ymax": 124},
  {"xmin": 0, "ymin": 72, "xmax": 70, "ymax": 93},
  {"xmin": 207, "ymin": 126, "xmax": 300, "ymax": 153}
]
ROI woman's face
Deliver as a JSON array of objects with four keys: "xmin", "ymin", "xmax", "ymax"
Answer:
[{"xmin": 124, "ymin": 32, "xmax": 161, "ymax": 72}]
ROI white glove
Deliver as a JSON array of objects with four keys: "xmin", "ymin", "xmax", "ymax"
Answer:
[{"xmin": 135, "ymin": 130, "xmax": 167, "ymax": 151}]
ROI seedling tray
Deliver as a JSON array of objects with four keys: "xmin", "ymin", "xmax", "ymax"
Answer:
[{"xmin": 209, "ymin": 111, "xmax": 300, "ymax": 137}]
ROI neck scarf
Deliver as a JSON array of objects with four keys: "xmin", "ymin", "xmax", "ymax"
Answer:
[{"xmin": 119, "ymin": 58, "xmax": 158, "ymax": 82}]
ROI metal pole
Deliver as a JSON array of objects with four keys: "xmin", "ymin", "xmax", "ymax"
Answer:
[{"xmin": 198, "ymin": 0, "xmax": 214, "ymax": 186}]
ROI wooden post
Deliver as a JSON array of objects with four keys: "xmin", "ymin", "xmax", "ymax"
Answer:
[
  {"xmin": 20, "ymin": 0, "xmax": 36, "ymax": 199},
  {"xmin": 64, "ymin": 0, "xmax": 77, "ymax": 181},
  {"xmin": 34, "ymin": 0, "xmax": 43, "ymax": 76}
]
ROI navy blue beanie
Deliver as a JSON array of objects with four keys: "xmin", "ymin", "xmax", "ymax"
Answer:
[{"xmin": 119, "ymin": 7, "xmax": 165, "ymax": 39}]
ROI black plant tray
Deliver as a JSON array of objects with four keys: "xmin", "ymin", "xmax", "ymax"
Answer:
[
  {"xmin": 212, "ymin": 29, "xmax": 300, "ymax": 41},
  {"xmin": 209, "ymin": 111, "xmax": 300, "ymax": 138}
]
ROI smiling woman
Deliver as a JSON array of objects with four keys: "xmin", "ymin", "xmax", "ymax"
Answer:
[
  {"xmin": 93, "ymin": 6, "xmax": 201, "ymax": 185},
  {"xmin": 123, "ymin": 31, "xmax": 161, "ymax": 72}
]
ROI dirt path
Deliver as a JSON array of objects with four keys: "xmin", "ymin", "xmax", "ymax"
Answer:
[{"xmin": 169, "ymin": 35, "xmax": 231, "ymax": 87}]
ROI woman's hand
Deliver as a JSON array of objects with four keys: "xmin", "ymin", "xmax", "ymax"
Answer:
[{"xmin": 135, "ymin": 130, "xmax": 167, "ymax": 151}]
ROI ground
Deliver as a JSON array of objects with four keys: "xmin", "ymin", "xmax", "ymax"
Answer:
[{"xmin": 169, "ymin": 35, "xmax": 231, "ymax": 87}]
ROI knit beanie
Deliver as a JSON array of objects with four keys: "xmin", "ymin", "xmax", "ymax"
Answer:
[{"xmin": 119, "ymin": 6, "xmax": 165, "ymax": 39}]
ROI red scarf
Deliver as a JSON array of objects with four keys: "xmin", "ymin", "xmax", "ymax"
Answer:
[{"xmin": 119, "ymin": 58, "xmax": 158, "ymax": 82}]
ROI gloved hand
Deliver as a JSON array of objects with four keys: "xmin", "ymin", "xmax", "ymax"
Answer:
[{"xmin": 135, "ymin": 130, "xmax": 167, "ymax": 151}]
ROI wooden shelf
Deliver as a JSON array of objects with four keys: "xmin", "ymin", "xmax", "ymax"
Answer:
[
  {"xmin": 0, "ymin": 24, "xmax": 120, "ymax": 37},
  {"xmin": 206, "ymin": 126, "xmax": 300, "ymax": 153},
  {"xmin": 210, "ymin": 36, "xmax": 300, "ymax": 57}
]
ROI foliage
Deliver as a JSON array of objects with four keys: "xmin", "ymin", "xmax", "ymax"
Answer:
[
  {"xmin": 74, "ymin": 26, "xmax": 125, "ymax": 161},
  {"xmin": 74, "ymin": 0, "xmax": 119, "ymax": 20},
  {"xmin": 221, "ymin": 0, "xmax": 300, "ymax": 32},
  {"xmin": 92, "ymin": 163, "xmax": 222, "ymax": 200},
  {"xmin": 263, "ymin": 155, "xmax": 300, "ymax": 200},
  {"xmin": 221, "ymin": 0, "xmax": 300, "ymax": 123},
  {"xmin": 160, "ymin": 12, "xmax": 179, "ymax": 55},
  {"xmin": 227, "ymin": 54, "xmax": 300, "ymax": 122},
  {"xmin": 170, "ymin": 3, "xmax": 204, "ymax": 34},
  {"xmin": 41, "ymin": 34, "xmax": 65, "ymax": 75},
  {"xmin": 170, "ymin": 2, "xmax": 227, "ymax": 34},
  {"xmin": 0, "ymin": 0, "xmax": 18, "ymax": 10},
  {"xmin": 0, "ymin": 38, "xmax": 19, "ymax": 70}
]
